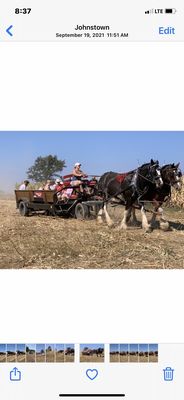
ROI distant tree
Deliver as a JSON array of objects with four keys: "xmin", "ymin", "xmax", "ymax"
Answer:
[{"xmin": 27, "ymin": 155, "xmax": 66, "ymax": 182}]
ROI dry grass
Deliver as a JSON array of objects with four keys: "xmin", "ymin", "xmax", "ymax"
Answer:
[
  {"xmin": 26, "ymin": 353, "xmax": 36, "ymax": 362},
  {"xmin": 1, "ymin": 199, "xmax": 184, "ymax": 269},
  {"xmin": 36, "ymin": 353, "xmax": 46, "ymax": 362},
  {"xmin": 56, "ymin": 352, "xmax": 64, "ymax": 362},
  {"xmin": 80, "ymin": 354, "xmax": 104, "ymax": 362},
  {"xmin": 65, "ymin": 354, "xmax": 74, "ymax": 362},
  {"xmin": 7, "ymin": 354, "xmax": 16, "ymax": 362},
  {"xmin": 0, "ymin": 354, "xmax": 6, "ymax": 362},
  {"xmin": 171, "ymin": 177, "xmax": 184, "ymax": 207},
  {"xmin": 46, "ymin": 351, "xmax": 55, "ymax": 362},
  {"xmin": 17, "ymin": 354, "xmax": 26, "ymax": 362},
  {"xmin": 110, "ymin": 354, "xmax": 120, "ymax": 362},
  {"xmin": 149, "ymin": 355, "xmax": 158, "ymax": 363}
]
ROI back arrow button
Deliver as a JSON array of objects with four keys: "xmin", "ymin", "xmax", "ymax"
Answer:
[{"xmin": 6, "ymin": 25, "xmax": 13, "ymax": 37}]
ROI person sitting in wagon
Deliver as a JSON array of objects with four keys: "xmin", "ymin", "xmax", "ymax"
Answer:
[
  {"xmin": 43, "ymin": 180, "xmax": 53, "ymax": 190},
  {"xmin": 71, "ymin": 162, "xmax": 87, "ymax": 191},
  {"xmin": 55, "ymin": 178, "xmax": 73, "ymax": 201},
  {"xmin": 19, "ymin": 180, "xmax": 30, "ymax": 190}
]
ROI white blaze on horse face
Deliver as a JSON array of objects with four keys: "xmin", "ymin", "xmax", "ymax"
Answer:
[{"xmin": 156, "ymin": 169, "xmax": 163, "ymax": 187}]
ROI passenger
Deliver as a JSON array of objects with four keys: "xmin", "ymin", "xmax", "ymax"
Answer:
[
  {"xmin": 71, "ymin": 163, "xmax": 86, "ymax": 191},
  {"xmin": 44, "ymin": 180, "xmax": 52, "ymax": 190},
  {"xmin": 19, "ymin": 180, "xmax": 30, "ymax": 190},
  {"xmin": 55, "ymin": 178, "xmax": 73, "ymax": 201},
  {"xmin": 55, "ymin": 178, "xmax": 64, "ymax": 191}
]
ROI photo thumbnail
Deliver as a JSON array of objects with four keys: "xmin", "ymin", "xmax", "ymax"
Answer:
[
  {"xmin": 80, "ymin": 344, "xmax": 104, "ymax": 362},
  {"xmin": 1, "ymin": 131, "xmax": 184, "ymax": 269}
]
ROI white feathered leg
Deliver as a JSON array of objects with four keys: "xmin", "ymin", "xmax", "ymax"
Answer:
[{"xmin": 141, "ymin": 206, "xmax": 152, "ymax": 232}]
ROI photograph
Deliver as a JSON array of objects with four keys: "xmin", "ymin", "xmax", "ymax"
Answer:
[
  {"xmin": 120, "ymin": 344, "xmax": 129, "ymax": 362},
  {"xmin": 0, "ymin": 344, "xmax": 6, "ymax": 362},
  {"xmin": 16, "ymin": 344, "xmax": 26, "ymax": 362},
  {"xmin": 149, "ymin": 344, "xmax": 158, "ymax": 363},
  {"xmin": 110, "ymin": 344, "xmax": 120, "ymax": 362},
  {"xmin": 64, "ymin": 344, "xmax": 75, "ymax": 362},
  {"xmin": 129, "ymin": 344, "xmax": 139, "ymax": 363},
  {"xmin": 138, "ymin": 344, "xmax": 149, "ymax": 363},
  {"xmin": 80, "ymin": 344, "xmax": 104, "ymax": 362},
  {"xmin": 1, "ymin": 131, "xmax": 184, "ymax": 269},
  {"xmin": 26, "ymin": 344, "xmax": 36, "ymax": 363},
  {"xmin": 55, "ymin": 344, "xmax": 65, "ymax": 362},
  {"xmin": 36, "ymin": 344, "xmax": 46, "ymax": 362},
  {"xmin": 46, "ymin": 344, "xmax": 56, "ymax": 363},
  {"xmin": 7, "ymin": 344, "xmax": 16, "ymax": 362}
]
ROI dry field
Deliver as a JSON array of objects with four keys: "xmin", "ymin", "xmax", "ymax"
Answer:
[
  {"xmin": 138, "ymin": 355, "xmax": 149, "ymax": 363},
  {"xmin": 80, "ymin": 354, "xmax": 104, "ymax": 362},
  {"xmin": 149, "ymin": 355, "xmax": 158, "ymax": 363},
  {"xmin": 120, "ymin": 354, "xmax": 129, "ymax": 362},
  {"xmin": 110, "ymin": 354, "xmax": 120, "ymax": 362},
  {"xmin": 0, "ymin": 354, "xmax": 6, "ymax": 362},
  {"xmin": 17, "ymin": 354, "xmax": 26, "ymax": 362},
  {"xmin": 1, "ymin": 199, "xmax": 184, "ymax": 268},
  {"xmin": 7, "ymin": 354, "xmax": 16, "ymax": 362},
  {"xmin": 129, "ymin": 354, "xmax": 139, "ymax": 362},
  {"xmin": 56, "ymin": 352, "xmax": 64, "ymax": 362},
  {"xmin": 26, "ymin": 353, "xmax": 36, "ymax": 362},
  {"xmin": 36, "ymin": 353, "xmax": 46, "ymax": 362},
  {"xmin": 65, "ymin": 354, "xmax": 74, "ymax": 362},
  {"xmin": 46, "ymin": 350, "xmax": 55, "ymax": 362}
]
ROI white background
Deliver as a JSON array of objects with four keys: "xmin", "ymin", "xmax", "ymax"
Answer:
[{"xmin": 0, "ymin": 43, "xmax": 184, "ymax": 342}]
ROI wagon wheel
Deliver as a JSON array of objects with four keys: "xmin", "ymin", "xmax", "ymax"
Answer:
[
  {"xmin": 75, "ymin": 203, "xmax": 89, "ymax": 220},
  {"xmin": 19, "ymin": 201, "xmax": 29, "ymax": 216}
]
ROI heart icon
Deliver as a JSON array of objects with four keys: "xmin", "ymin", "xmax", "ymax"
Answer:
[{"xmin": 86, "ymin": 369, "xmax": 98, "ymax": 380}]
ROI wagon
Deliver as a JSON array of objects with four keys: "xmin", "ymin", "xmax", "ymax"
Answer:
[{"xmin": 14, "ymin": 189, "xmax": 103, "ymax": 220}]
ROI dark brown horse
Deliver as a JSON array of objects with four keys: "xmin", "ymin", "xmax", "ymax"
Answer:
[
  {"xmin": 131, "ymin": 163, "xmax": 182, "ymax": 230},
  {"xmin": 97, "ymin": 159, "xmax": 163, "ymax": 232}
]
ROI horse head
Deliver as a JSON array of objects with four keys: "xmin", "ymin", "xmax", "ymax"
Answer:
[
  {"xmin": 161, "ymin": 162, "xmax": 182, "ymax": 190},
  {"xmin": 139, "ymin": 159, "xmax": 163, "ymax": 188}
]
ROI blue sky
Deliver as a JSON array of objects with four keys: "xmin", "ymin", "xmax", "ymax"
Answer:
[
  {"xmin": 139, "ymin": 344, "xmax": 148, "ymax": 352},
  {"xmin": 26, "ymin": 344, "xmax": 36, "ymax": 351},
  {"xmin": 56, "ymin": 344, "xmax": 64, "ymax": 351},
  {"xmin": 17, "ymin": 344, "xmax": 26, "ymax": 352},
  {"xmin": 0, "ymin": 344, "xmax": 6, "ymax": 352},
  {"xmin": 0, "ymin": 131, "xmax": 184, "ymax": 192},
  {"xmin": 46, "ymin": 344, "xmax": 55, "ymax": 351},
  {"xmin": 130, "ymin": 344, "xmax": 138, "ymax": 352},
  {"xmin": 36, "ymin": 344, "xmax": 45, "ymax": 353},
  {"xmin": 110, "ymin": 344, "xmax": 120, "ymax": 352},
  {"xmin": 149, "ymin": 344, "xmax": 158, "ymax": 352},
  {"xmin": 7, "ymin": 344, "xmax": 16, "ymax": 352}
]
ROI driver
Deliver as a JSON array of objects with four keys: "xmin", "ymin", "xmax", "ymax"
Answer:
[{"xmin": 71, "ymin": 163, "xmax": 86, "ymax": 190}]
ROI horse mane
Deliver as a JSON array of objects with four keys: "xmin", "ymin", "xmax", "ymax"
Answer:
[
  {"xmin": 161, "ymin": 163, "xmax": 174, "ymax": 170},
  {"xmin": 139, "ymin": 160, "xmax": 159, "ymax": 170}
]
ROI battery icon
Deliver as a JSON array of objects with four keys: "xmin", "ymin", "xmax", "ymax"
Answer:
[{"xmin": 165, "ymin": 8, "xmax": 177, "ymax": 14}]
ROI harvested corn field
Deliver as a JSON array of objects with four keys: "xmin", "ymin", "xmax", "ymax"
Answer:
[{"xmin": 1, "ymin": 199, "xmax": 184, "ymax": 268}]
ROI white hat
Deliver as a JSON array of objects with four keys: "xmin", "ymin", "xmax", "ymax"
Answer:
[
  {"xmin": 55, "ymin": 178, "xmax": 61, "ymax": 183},
  {"xmin": 75, "ymin": 162, "xmax": 81, "ymax": 167}
]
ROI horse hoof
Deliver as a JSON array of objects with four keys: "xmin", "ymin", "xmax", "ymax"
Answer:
[
  {"xmin": 117, "ymin": 224, "xmax": 127, "ymax": 231},
  {"xmin": 144, "ymin": 226, "xmax": 153, "ymax": 233},
  {"xmin": 160, "ymin": 221, "xmax": 170, "ymax": 231},
  {"xmin": 108, "ymin": 223, "xmax": 115, "ymax": 229}
]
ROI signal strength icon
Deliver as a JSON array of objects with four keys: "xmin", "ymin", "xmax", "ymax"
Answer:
[{"xmin": 145, "ymin": 9, "xmax": 154, "ymax": 14}]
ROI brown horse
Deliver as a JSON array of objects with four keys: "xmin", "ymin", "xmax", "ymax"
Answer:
[{"xmin": 131, "ymin": 163, "xmax": 182, "ymax": 230}]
